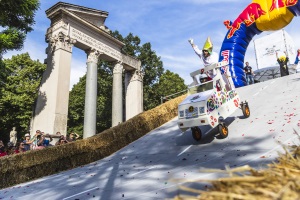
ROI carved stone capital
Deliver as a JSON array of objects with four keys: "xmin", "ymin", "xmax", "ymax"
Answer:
[
  {"xmin": 131, "ymin": 70, "xmax": 143, "ymax": 82},
  {"xmin": 46, "ymin": 32, "xmax": 76, "ymax": 53},
  {"xmin": 86, "ymin": 49, "xmax": 101, "ymax": 64},
  {"xmin": 113, "ymin": 62, "xmax": 123, "ymax": 74}
]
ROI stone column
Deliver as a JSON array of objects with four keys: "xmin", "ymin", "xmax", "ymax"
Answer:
[
  {"xmin": 126, "ymin": 69, "xmax": 143, "ymax": 120},
  {"xmin": 31, "ymin": 32, "xmax": 76, "ymax": 136},
  {"xmin": 112, "ymin": 62, "xmax": 123, "ymax": 126},
  {"xmin": 83, "ymin": 49, "xmax": 100, "ymax": 138}
]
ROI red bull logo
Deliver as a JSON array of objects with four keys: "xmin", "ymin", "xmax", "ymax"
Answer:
[
  {"xmin": 270, "ymin": 0, "xmax": 298, "ymax": 11},
  {"xmin": 224, "ymin": 3, "xmax": 267, "ymax": 39},
  {"xmin": 220, "ymin": 50, "xmax": 230, "ymax": 74},
  {"xmin": 221, "ymin": 50, "xmax": 230, "ymax": 62},
  {"xmin": 225, "ymin": 0, "xmax": 299, "ymax": 39}
]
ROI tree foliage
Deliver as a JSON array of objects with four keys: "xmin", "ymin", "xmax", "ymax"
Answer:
[
  {"xmin": 110, "ymin": 31, "xmax": 164, "ymax": 110},
  {"xmin": 0, "ymin": 53, "xmax": 46, "ymax": 143},
  {"xmin": 151, "ymin": 70, "xmax": 187, "ymax": 106},
  {"xmin": 0, "ymin": 0, "xmax": 40, "ymax": 55}
]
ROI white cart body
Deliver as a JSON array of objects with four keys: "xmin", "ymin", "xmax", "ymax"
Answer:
[{"xmin": 178, "ymin": 61, "xmax": 240, "ymax": 132}]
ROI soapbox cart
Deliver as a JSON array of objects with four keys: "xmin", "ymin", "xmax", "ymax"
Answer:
[{"xmin": 177, "ymin": 61, "xmax": 250, "ymax": 141}]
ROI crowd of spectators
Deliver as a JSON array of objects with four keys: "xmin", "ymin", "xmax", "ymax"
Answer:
[{"xmin": 0, "ymin": 130, "xmax": 80, "ymax": 157}]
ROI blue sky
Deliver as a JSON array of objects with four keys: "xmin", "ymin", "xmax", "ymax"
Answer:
[{"xmin": 3, "ymin": 0, "xmax": 300, "ymax": 88}]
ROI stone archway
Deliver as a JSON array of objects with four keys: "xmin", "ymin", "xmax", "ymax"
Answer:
[{"xmin": 31, "ymin": 2, "xmax": 143, "ymax": 138}]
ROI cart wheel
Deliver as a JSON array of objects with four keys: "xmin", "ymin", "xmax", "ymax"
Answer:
[
  {"xmin": 242, "ymin": 103, "xmax": 250, "ymax": 118},
  {"xmin": 218, "ymin": 124, "xmax": 228, "ymax": 138},
  {"xmin": 191, "ymin": 127, "xmax": 202, "ymax": 141}
]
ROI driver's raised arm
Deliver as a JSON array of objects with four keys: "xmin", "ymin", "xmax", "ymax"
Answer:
[{"xmin": 188, "ymin": 39, "xmax": 203, "ymax": 59}]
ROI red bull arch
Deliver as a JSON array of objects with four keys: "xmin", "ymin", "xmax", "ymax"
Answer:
[{"xmin": 219, "ymin": 0, "xmax": 300, "ymax": 87}]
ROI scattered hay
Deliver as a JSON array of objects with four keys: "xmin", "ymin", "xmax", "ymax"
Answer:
[{"xmin": 174, "ymin": 145, "xmax": 300, "ymax": 200}]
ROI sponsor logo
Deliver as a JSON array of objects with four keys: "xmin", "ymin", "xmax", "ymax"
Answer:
[{"xmin": 224, "ymin": 3, "xmax": 267, "ymax": 39}]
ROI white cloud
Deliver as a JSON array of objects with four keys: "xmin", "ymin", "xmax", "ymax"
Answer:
[{"xmin": 3, "ymin": 37, "xmax": 47, "ymax": 62}]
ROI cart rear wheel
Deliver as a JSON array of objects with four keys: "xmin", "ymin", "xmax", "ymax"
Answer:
[
  {"xmin": 218, "ymin": 124, "xmax": 228, "ymax": 138},
  {"xmin": 242, "ymin": 103, "xmax": 250, "ymax": 118},
  {"xmin": 191, "ymin": 127, "xmax": 202, "ymax": 141}
]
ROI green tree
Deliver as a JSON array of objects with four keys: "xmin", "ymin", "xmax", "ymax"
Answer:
[
  {"xmin": 152, "ymin": 70, "xmax": 187, "ymax": 106},
  {"xmin": 110, "ymin": 31, "xmax": 164, "ymax": 110},
  {"xmin": 0, "ymin": 53, "xmax": 46, "ymax": 142},
  {"xmin": 0, "ymin": 0, "xmax": 40, "ymax": 55}
]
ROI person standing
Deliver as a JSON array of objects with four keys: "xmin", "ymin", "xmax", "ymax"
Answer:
[
  {"xmin": 243, "ymin": 62, "xmax": 254, "ymax": 85},
  {"xmin": 188, "ymin": 37, "xmax": 219, "ymax": 80},
  {"xmin": 23, "ymin": 133, "xmax": 33, "ymax": 151},
  {"xmin": 68, "ymin": 132, "xmax": 80, "ymax": 142},
  {"xmin": 294, "ymin": 49, "xmax": 300, "ymax": 73},
  {"xmin": 0, "ymin": 140, "xmax": 7, "ymax": 157},
  {"xmin": 276, "ymin": 51, "xmax": 289, "ymax": 77}
]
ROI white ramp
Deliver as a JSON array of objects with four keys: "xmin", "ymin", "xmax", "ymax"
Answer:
[{"xmin": 1, "ymin": 74, "xmax": 300, "ymax": 200}]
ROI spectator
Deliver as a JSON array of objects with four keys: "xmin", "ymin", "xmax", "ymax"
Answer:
[
  {"xmin": 55, "ymin": 135, "xmax": 69, "ymax": 146},
  {"xmin": 31, "ymin": 130, "xmax": 42, "ymax": 150},
  {"xmin": 0, "ymin": 140, "xmax": 7, "ymax": 157},
  {"xmin": 41, "ymin": 134, "xmax": 53, "ymax": 147},
  {"xmin": 23, "ymin": 133, "xmax": 33, "ymax": 151},
  {"xmin": 244, "ymin": 62, "xmax": 255, "ymax": 85},
  {"xmin": 0, "ymin": 140, "xmax": 5, "ymax": 152},
  {"xmin": 37, "ymin": 132, "xmax": 52, "ymax": 148},
  {"xmin": 294, "ymin": 49, "xmax": 300, "ymax": 73},
  {"xmin": 14, "ymin": 142, "xmax": 26, "ymax": 154},
  {"xmin": 68, "ymin": 132, "xmax": 80, "ymax": 142},
  {"xmin": 36, "ymin": 134, "xmax": 45, "ymax": 150},
  {"xmin": 276, "ymin": 51, "xmax": 289, "ymax": 77},
  {"xmin": 6, "ymin": 142, "xmax": 15, "ymax": 155}
]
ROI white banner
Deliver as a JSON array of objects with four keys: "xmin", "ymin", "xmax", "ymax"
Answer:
[{"xmin": 254, "ymin": 30, "xmax": 296, "ymax": 69}]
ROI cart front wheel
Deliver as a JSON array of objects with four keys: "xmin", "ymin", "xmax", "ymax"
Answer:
[
  {"xmin": 218, "ymin": 124, "xmax": 228, "ymax": 138},
  {"xmin": 191, "ymin": 127, "xmax": 202, "ymax": 141},
  {"xmin": 242, "ymin": 103, "xmax": 250, "ymax": 118}
]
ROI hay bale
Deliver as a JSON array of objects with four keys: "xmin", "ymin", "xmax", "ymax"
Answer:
[{"xmin": 0, "ymin": 94, "xmax": 187, "ymax": 189}]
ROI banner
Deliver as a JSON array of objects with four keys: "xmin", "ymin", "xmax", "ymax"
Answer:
[{"xmin": 254, "ymin": 30, "xmax": 296, "ymax": 69}]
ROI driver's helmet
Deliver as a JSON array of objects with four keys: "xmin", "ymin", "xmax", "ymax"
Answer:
[{"xmin": 199, "ymin": 74, "xmax": 208, "ymax": 83}]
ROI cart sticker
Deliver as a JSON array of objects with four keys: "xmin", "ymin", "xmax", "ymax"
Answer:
[
  {"xmin": 214, "ymin": 118, "xmax": 217, "ymax": 122},
  {"xmin": 229, "ymin": 91, "xmax": 235, "ymax": 99},
  {"xmin": 234, "ymin": 99, "xmax": 239, "ymax": 107},
  {"xmin": 220, "ymin": 92, "xmax": 226, "ymax": 104},
  {"xmin": 207, "ymin": 99, "xmax": 215, "ymax": 112},
  {"xmin": 190, "ymin": 95, "xmax": 200, "ymax": 101},
  {"xmin": 211, "ymin": 121, "xmax": 215, "ymax": 126}
]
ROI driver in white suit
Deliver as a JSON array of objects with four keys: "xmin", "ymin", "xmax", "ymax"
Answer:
[{"xmin": 188, "ymin": 37, "xmax": 219, "ymax": 80}]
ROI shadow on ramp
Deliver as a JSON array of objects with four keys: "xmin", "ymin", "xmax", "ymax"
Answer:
[
  {"xmin": 175, "ymin": 129, "xmax": 215, "ymax": 146},
  {"xmin": 175, "ymin": 116, "xmax": 238, "ymax": 145}
]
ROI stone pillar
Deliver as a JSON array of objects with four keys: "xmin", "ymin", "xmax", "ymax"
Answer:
[
  {"xmin": 112, "ymin": 62, "xmax": 123, "ymax": 126},
  {"xmin": 83, "ymin": 49, "xmax": 100, "ymax": 138},
  {"xmin": 126, "ymin": 69, "xmax": 143, "ymax": 120},
  {"xmin": 31, "ymin": 32, "xmax": 76, "ymax": 135}
]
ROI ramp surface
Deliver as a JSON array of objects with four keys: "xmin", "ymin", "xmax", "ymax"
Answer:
[{"xmin": 1, "ymin": 74, "xmax": 300, "ymax": 200}]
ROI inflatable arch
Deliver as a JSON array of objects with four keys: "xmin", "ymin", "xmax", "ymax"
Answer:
[{"xmin": 219, "ymin": 0, "xmax": 300, "ymax": 87}]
